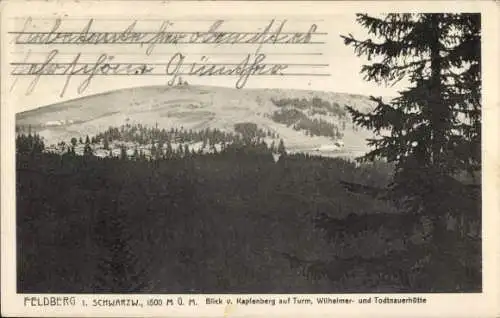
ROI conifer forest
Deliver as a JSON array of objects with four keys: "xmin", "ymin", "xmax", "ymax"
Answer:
[{"xmin": 16, "ymin": 13, "xmax": 481, "ymax": 293}]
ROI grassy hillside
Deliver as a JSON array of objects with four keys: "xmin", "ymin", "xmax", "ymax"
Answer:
[{"xmin": 16, "ymin": 85, "xmax": 377, "ymax": 158}]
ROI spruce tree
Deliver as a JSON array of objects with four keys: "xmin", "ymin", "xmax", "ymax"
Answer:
[
  {"xmin": 177, "ymin": 144, "xmax": 184, "ymax": 157},
  {"xmin": 156, "ymin": 142, "xmax": 163, "ymax": 160},
  {"xmin": 166, "ymin": 141, "xmax": 173, "ymax": 159},
  {"xmin": 292, "ymin": 13, "xmax": 481, "ymax": 293},
  {"xmin": 341, "ymin": 14, "xmax": 480, "ymax": 221},
  {"xmin": 83, "ymin": 135, "xmax": 93, "ymax": 156},
  {"xmin": 270, "ymin": 140, "xmax": 276, "ymax": 152},
  {"xmin": 277, "ymin": 139, "xmax": 286, "ymax": 155},
  {"xmin": 103, "ymin": 137, "xmax": 110, "ymax": 150},
  {"xmin": 120, "ymin": 146, "xmax": 128, "ymax": 160}
]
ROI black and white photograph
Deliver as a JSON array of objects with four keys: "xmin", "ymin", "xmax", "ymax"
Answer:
[
  {"xmin": 2, "ymin": 1, "xmax": 498, "ymax": 316},
  {"xmin": 12, "ymin": 11, "xmax": 483, "ymax": 294}
]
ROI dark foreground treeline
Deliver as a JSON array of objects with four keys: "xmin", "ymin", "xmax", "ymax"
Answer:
[{"xmin": 17, "ymin": 138, "xmax": 480, "ymax": 293}]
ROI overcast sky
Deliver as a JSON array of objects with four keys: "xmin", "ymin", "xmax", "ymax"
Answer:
[{"xmin": 9, "ymin": 13, "xmax": 407, "ymax": 112}]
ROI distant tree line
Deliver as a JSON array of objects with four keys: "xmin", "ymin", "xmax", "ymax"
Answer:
[
  {"xmin": 271, "ymin": 108, "xmax": 343, "ymax": 139},
  {"xmin": 88, "ymin": 123, "xmax": 279, "ymax": 149},
  {"xmin": 233, "ymin": 122, "xmax": 277, "ymax": 141},
  {"xmin": 33, "ymin": 121, "xmax": 287, "ymax": 161},
  {"xmin": 16, "ymin": 130, "xmax": 45, "ymax": 156},
  {"xmin": 271, "ymin": 97, "xmax": 348, "ymax": 118}
]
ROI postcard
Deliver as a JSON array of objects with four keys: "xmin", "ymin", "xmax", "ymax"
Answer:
[{"xmin": 1, "ymin": 0, "xmax": 499, "ymax": 317}]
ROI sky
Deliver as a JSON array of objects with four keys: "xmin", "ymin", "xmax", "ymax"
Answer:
[{"xmin": 8, "ymin": 12, "xmax": 408, "ymax": 112}]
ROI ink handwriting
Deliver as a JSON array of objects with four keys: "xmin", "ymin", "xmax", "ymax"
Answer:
[
  {"xmin": 10, "ymin": 17, "xmax": 328, "ymax": 97},
  {"xmin": 12, "ymin": 49, "xmax": 291, "ymax": 97}
]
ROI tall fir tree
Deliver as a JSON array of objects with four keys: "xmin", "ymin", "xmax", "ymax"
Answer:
[
  {"xmin": 277, "ymin": 139, "xmax": 286, "ymax": 155},
  {"xmin": 103, "ymin": 137, "xmax": 110, "ymax": 150},
  {"xmin": 290, "ymin": 13, "xmax": 482, "ymax": 293},
  {"xmin": 120, "ymin": 146, "xmax": 128, "ymax": 160},
  {"xmin": 83, "ymin": 135, "xmax": 93, "ymax": 156},
  {"xmin": 166, "ymin": 140, "xmax": 173, "ymax": 159},
  {"xmin": 341, "ymin": 13, "xmax": 480, "ymax": 219},
  {"xmin": 270, "ymin": 140, "xmax": 276, "ymax": 153},
  {"xmin": 151, "ymin": 143, "xmax": 157, "ymax": 160}
]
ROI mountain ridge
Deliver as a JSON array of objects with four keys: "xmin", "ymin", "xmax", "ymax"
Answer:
[{"xmin": 16, "ymin": 84, "xmax": 378, "ymax": 158}]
